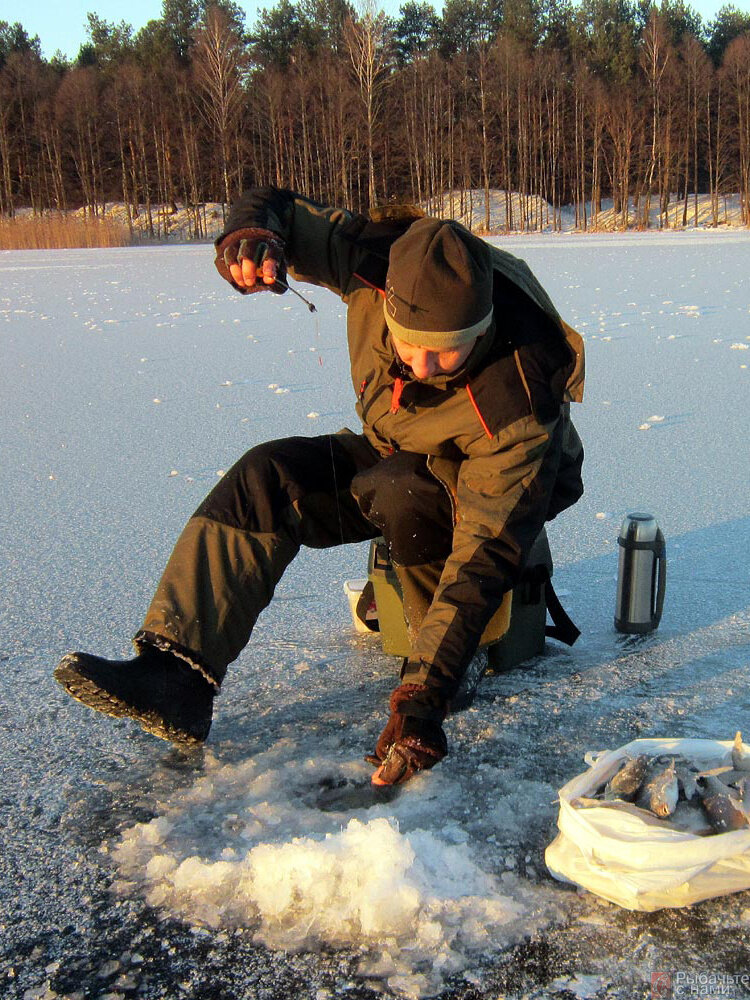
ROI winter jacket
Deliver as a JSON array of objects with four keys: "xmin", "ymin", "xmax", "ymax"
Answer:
[{"xmin": 215, "ymin": 187, "xmax": 584, "ymax": 687}]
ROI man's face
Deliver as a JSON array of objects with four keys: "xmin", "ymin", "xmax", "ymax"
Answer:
[{"xmin": 390, "ymin": 333, "xmax": 481, "ymax": 380}]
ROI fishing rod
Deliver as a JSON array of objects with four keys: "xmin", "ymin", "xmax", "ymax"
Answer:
[{"xmin": 267, "ymin": 276, "xmax": 317, "ymax": 313}]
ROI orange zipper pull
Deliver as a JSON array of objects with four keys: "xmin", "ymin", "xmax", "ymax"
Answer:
[{"xmin": 390, "ymin": 377, "xmax": 404, "ymax": 413}]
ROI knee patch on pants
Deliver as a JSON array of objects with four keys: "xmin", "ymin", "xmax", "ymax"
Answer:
[
  {"xmin": 193, "ymin": 434, "xmax": 377, "ymax": 546},
  {"xmin": 351, "ymin": 451, "xmax": 454, "ymax": 566}
]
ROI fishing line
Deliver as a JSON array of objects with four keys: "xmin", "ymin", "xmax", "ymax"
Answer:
[
  {"xmin": 276, "ymin": 275, "xmax": 322, "ymax": 364},
  {"xmin": 328, "ymin": 434, "xmax": 346, "ymax": 545}
]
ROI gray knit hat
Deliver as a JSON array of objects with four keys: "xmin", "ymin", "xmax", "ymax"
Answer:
[{"xmin": 383, "ymin": 218, "xmax": 494, "ymax": 349}]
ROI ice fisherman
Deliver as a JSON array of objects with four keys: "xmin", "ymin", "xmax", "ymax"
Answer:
[{"xmin": 55, "ymin": 187, "xmax": 585, "ymax": 786}]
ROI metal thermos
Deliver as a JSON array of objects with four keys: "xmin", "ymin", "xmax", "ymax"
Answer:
[{"xmin": 614, "ymin": 513, "xmax": 666, "ymax": 633}]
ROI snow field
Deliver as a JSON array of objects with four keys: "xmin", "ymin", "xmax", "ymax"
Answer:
[{"xmin": 1, "ymin": 231, "xmax": 750, "ymax": 999}]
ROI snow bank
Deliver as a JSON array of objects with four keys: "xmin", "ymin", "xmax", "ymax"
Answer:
[
  {"xmin": 429, "ymin": 189, "xmax": 750, "ymax": 234},
  {"xmin": 48, "ymin": 189, "xmax": 750, "ymax": 243},
  {"xmin": 110, "ymin": 738, "xmax": 559, "ymax": 997},
  {"xmin": 429, "ymin": 189, "xmax": 557, "ymax": 233},
  {"xmin": 69, "ymin": 201, "xmax": 228, "ymax": 242}
]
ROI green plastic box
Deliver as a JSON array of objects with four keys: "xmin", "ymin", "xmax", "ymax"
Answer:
[{"xmin": 367, "ymin": 531, "xmax": 552, "ymax": 672}]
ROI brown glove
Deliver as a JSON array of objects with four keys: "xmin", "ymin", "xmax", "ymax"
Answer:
[
  {"xmin": 368, "ymin": 683, "xmax": 448, "ymax": 786},
  {"xmin": 214, "ymin": 227, "xmax": 287, "ymax": 294}
]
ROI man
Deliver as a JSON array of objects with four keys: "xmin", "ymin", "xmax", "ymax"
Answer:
[{"xmin": 55, "ymin": 187, "xmax": 584, "ymax": 786}]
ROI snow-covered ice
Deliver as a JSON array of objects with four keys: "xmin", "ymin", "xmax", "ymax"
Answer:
[
  {"xmin": 108, "ymin": 738, "xmax": 562, "ymax": 997},
  {"xmin": 1, "ymin": 232, "xmax": 750, "ymax": 999}
]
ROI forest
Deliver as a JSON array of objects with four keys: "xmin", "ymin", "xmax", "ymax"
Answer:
[{"xmin": 1, "ymin": 0, "xmax": 750, "ymax": 236}]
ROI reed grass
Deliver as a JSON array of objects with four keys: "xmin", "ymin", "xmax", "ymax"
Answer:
[{"xmin": 0, "ymin": 214, "xmax": 132, "ymax": 250}]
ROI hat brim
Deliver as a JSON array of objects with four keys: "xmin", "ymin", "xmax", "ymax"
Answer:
[{"xmin": 383, "ymin": 302, "xmax": 493, "ymax": 350}]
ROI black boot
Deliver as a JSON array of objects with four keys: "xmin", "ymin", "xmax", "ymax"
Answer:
[
  {"xmin": 449, "ymin": 649, "xmax": 489, "ymax": 712},
  {"xmin": 54, "ymin": 644, "xmax": 215, "ymax": 747}
]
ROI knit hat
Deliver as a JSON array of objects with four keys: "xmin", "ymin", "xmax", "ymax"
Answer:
[{"xmin": 383, "ymin": 218, "xmax": 494, "ymax": 350}]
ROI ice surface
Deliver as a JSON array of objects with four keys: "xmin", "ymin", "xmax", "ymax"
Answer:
[
  {"xmin": 110, "ymin": 738, "xmax": 560, "ymax": 997},
  {"xmin": 2, "ymin": 234, "xmax": 750, "ymax": 999}
]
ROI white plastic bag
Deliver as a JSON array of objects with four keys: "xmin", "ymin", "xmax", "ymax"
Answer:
[{"xmin": 545, "ymin": 737, "xmax": 750, "ymax": 911}]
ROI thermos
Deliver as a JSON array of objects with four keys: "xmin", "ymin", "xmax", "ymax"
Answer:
[{"xmin": 614, "ymin": 513, "xmax": 666, "ymax": 633}]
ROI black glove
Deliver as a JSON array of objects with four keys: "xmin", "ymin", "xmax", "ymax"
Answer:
[
  {"xmin": 368, "ymin": 683, "xmax": 448, "ymax": 786},
  {"xmin": 214, "ymin": 227, "xmax": 287, "ymax": 294}
]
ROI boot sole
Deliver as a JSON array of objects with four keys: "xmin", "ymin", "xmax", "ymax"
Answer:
[{"xmin": 54, "ymin": 654, "xmax": 207, "ymax": 749}]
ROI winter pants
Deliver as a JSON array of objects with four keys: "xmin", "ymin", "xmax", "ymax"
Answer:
[{"xmin": 135, "ymin": 431, "xmax": 456, "ymax": 687}]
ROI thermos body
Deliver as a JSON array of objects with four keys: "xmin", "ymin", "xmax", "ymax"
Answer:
[{"xmin": 615, "ymin": 513, "xmax": 667, "ymax": 633}]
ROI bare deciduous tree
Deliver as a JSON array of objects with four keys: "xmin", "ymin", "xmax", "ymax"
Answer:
[
  {"xmin": 639, "ymin": 12, "xmax": 672, "ymax": 227},
  {"xmin": 722, "ymin": 33, "xmax": 750, "ymax": 225},
  {"xmin": 344, "ymin": 0, "xmax": 392, "ymax": 208},
  {"xmin": 193, "ymin": 5, "xmax": 246, "ymax": 210}
]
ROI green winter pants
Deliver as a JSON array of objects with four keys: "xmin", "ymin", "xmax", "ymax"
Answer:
[{"xmin": 135, "ymin": 432, "xmax": 457, "ymax": 686}]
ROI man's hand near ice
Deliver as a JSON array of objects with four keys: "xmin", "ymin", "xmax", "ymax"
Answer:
[{"xmin": 367, "ymin": 682, "xmax": 448, "ymax": 786}]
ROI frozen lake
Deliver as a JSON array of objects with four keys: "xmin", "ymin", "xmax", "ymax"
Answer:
[{"xmin": 1, "ymin": 229, "xmax": 749, "ymax": 999}]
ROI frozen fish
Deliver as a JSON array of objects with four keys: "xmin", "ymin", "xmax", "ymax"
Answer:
[
  {"xmin": 698, "ymin": 774, "xmax": 749, "ymax": 833},
  {"xmin": 636, "ymin": 760, "xmax": 679, "ymax": 818},
  {"xmin": 732, "ymin": 731, "xmax": 750, "ymax": 772},
  {"xmin": 674, "ymin": 760, "xmax": 700, "ymax": 803},
  {"xmin": 604, "ymin": 754, "xmax": 649, "ymax": 801}
]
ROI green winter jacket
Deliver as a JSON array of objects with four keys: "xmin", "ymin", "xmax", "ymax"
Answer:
[{"xmin": 216, "ymin": 188, "xmax": 584, "ymax": 684}]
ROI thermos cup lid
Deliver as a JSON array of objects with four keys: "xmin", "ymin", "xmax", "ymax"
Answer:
[{"xmin": 619, "ymin": 512, "xmax": 658, "ymax": 545}]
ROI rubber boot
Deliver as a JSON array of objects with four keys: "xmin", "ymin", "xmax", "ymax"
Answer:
[
  {"xmin": 54, "ymin": 643, "xmax": 215, "ymax": 747},
  {"xmin": 449, "ymin": 649, "xmax": 489, "ymax": 712}
]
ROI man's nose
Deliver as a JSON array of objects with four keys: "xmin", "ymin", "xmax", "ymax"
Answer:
[{"xmin": 411, "ymin": 350, "xmax": 437, "ymax": 378}]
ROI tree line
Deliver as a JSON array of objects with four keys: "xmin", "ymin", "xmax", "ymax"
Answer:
[{"xmin": 2, "ymin": 0, "xmax": 750, "ymax": 236}]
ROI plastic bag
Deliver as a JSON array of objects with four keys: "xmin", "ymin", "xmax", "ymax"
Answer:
[{"xmin": 545, "ymin": 737, "xmax": 750, "ymax": 911}]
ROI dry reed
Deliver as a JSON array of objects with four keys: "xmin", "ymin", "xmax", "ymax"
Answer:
[{"xmin": 0, "ymin": 214, "xmax": 132, "ymax": 250}]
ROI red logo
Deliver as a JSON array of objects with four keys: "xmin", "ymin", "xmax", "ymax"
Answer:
[{"xmin": 651, "ymin": 972, "xmax": 672, "ymax": 999}]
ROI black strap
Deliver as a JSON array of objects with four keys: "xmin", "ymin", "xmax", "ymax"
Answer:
[
  {"xmin": 544, "ymin": 578, "xmax": 580, "ymax": 646},
  {"xmin": 505, "ymin": 562, "xmax": 581, "ymax": 647}
]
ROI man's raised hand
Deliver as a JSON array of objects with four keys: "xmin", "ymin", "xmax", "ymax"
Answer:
[{"xmin": 214, "ymin": 227, "xmax": 287, "ymax": 295}]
